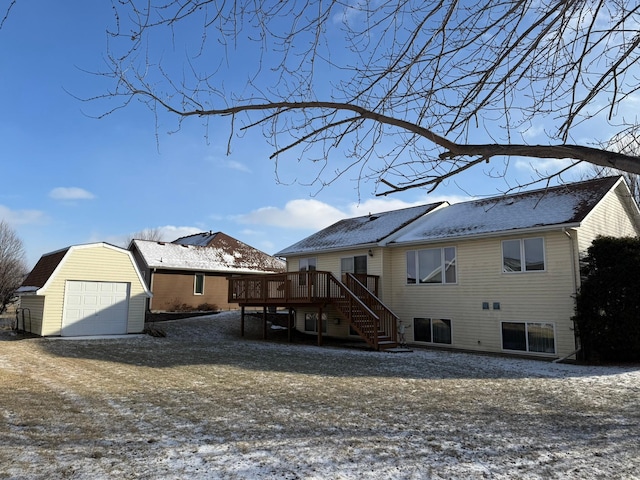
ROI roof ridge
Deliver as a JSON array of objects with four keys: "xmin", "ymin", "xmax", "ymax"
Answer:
[{"xmin": 465, "ymin": 175, "xmax": 620, "ymax": 206}]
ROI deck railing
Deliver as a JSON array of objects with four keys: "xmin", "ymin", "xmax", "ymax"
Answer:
[
  {"xmin": 229, "ymin": 271, "xmax": 325, "ymax": 304},
  {"xmin": 230, "ymin": 271, "xmax": 382, "ymax": 303}
]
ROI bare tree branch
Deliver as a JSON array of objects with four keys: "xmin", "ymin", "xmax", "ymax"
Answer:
[{"xmin": 14, "ymin": 0, "xmax": 640, "ymax": 196}]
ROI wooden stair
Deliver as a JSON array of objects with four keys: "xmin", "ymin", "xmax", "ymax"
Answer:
[{"xmin": 329, "ymin": 273, "xmax": 399, "ymax": 351}]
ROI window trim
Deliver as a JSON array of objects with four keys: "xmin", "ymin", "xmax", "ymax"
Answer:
[
  {"xmin": 502, "ymin": 237, "xmax": 546, "ymax": 273},
  {"xmin": 500, "ymin": 321, "xmax": 556, "ymax": 355},
  {"xmin": 406, "ymin": 246, "xmax": 457, "ymax": 285},
  {"xmin": 194, "ymin": 273, "xmax": 205, "ymax": 295}
]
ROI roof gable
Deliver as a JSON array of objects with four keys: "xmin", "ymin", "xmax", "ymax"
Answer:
[
  {"xmin": 393, "ymin": 176, "xmax": 622, "ymax": 244},
  {"xmin": 19, "ymin": 243, "xmax": 150, "ymax": 296},
  {"xmin": 276, "ymin": 202, "xmax": 445, "ymax": 255}
]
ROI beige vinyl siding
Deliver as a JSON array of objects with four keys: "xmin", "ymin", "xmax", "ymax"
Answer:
[
  {"xmin": 17, "ymin": 295, "xmax": 45, "ymax": 336},
  {"xmin": 287, "ymin": 249, "xmax": 382, "ymax": 277},
  {"xmin": 389, "ymin": 231, "xmax": 577, "ymax": 357},
  {"xmin": 40, "ymin": 245, "xmax": 148, "ymax": 336},
  {"xmin": 577, "ymin": 184, "xmax": 640, "ymax": 254}
]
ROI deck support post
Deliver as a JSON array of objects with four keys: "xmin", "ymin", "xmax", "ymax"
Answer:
[
  {"xmin": 317, "ymin": 305, "xmax": 323, "ymax": 346},
  {"xmin": 240, "ymin": 306, "xmax": 245, "ymax": 337},
  {"xmin": 263, "ymin": 306, "xmax": 268, "ymax": 340},
  {"xmin": 288, "ymin": 307, "xmax": 293, "ymax": 343}
]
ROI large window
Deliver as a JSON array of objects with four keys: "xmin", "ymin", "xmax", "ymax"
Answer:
[
  {"xmin": 414, "ymin": 318, "xmax": 452, "ymax": 344},
  {"xmin": 502, "ymin": 238, "xmax": 545, "ymax": 272},
  {"xmin": 407, "ymin": 247, "xmax": 456, "ymax": 284},
  {"xmin": 194, "ymin": 274, "xmax": 204, "ymax": 295},
  {"xmin": 502, "ymin": 322, "xmax": 555, "ymax": 354},
  {"xmin": 304, "ymin": 313, "xmax": 327, "ymax": 333}
]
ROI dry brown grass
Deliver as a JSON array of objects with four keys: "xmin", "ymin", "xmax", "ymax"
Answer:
[{"xmin": 0, "ymin": 312, "xmax": 639, "ymax": 479}]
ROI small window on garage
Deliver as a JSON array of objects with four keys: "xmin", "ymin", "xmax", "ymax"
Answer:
[{"xmin": 194, "ymin": 274, "xmax": 205, "ymax": 295}]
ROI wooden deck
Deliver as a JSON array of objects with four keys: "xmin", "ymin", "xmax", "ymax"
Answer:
[{"xmin": 228, "ymin": 271, "xmax": 398, "ymax": 351}]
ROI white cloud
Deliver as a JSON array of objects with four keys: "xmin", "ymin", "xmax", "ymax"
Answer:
[
  {"xmin": 236, "ymin": 199, "xmax": 348, "ymax": 230},
  {"xmin": 514, "ymin": 157, "xmax": 591, "ymax": 177},
  {"xmin": 0, "ymin": 205, "xmax": 46, "ymax": 225},
  {"xmin": 155, "ymin": 225, "xmax": 203, "ymax": 241},
  {"xmin": 345, "ymin": 198, "xmax": 432, "ymax": 217},
  {"xmin": 227, "ymin": 161, "xmax": 251, "ymax": 173},
  {"xmin": 49, "ymin": 187, "xmax": 95, "ymax": 200},
  {"xmin": 235, "ymin": 195, "xmax": 471, "ymax": 231},
  {"xmin": 103, "ymin": 225, "xmax": 203, "ymax": 248},
  {"xmin": 519, "ymin": 124, "xmax": 545, "ymax": 140},
  {"xmin": 205, "ymin": 154, "xmax": 252, "ymax": 173}
]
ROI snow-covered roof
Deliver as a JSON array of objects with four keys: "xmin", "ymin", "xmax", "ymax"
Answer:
[
  {"xmin": 392, "ymin": 176, "xmax": 621, "ymax": 244},
  {"xmin": 276, "ymin": 203, "xmax": 445, "ymax": 256},
  {"xmin": 132, "ymin": 237, "xmax": 286, "ymax": 274},
  {"xmin": 275, "ymin": 176, "xmax": 624, "ymax": 256}
]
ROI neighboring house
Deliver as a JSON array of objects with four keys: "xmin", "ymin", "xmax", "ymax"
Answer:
[
  {"xmin": 229, "ymin": 176, "xmax": 640, "ymax": 359},
  {"xmin": 130, "ymin": 232, "xmax": 285, "ymax": 312},
  {"xmin": 16, "ymin": 243, "xmax": 151, "ymax": 337}
]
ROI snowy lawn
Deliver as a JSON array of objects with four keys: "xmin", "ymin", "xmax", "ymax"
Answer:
[{"xmin": 0, "ymin": 311, "xmax": 639, "ymax": 479}]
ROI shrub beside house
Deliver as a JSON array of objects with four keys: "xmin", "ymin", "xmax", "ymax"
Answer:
[{"xmin": 574, "ymin": 236, "xmax": 640, "ymax": 363}]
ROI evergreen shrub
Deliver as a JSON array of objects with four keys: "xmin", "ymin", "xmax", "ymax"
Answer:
[{"xmin": 574, "ymin": 236, "xmax": 640, "ymax": 363}]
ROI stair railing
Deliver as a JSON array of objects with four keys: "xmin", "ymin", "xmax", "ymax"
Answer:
[{"xmin": 344, "ymin": 273, "xmax": 398, "ymax": 344}]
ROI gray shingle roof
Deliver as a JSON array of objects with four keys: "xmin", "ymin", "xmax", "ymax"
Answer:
[
  {"xmin": 275, "ymin": 203, "xmax": 445, "ymax": 255},
  {"xmin": 393, "ymin": 176, "xmax": 621, "ymax": 244},
  {"xmin": 275, "ymin": 176, "xmax": 624, "ymax": 255}
]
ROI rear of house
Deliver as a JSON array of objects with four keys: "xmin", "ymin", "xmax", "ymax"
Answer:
[
  {"xmin": 18, "ymin": 243, "xmax": 151, "ymax": 337},
  {"xmin": 268, "ymin": 176, "xmax": 640, "ymax": 359}
]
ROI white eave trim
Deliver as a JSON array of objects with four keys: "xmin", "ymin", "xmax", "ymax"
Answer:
[
  {"xmin": 387, "ymin": 222, "xmax": 582, "ymax": 248},
  {"xmin": 276, "ymin": 242, "xmax": 381, "ymax": 258}
]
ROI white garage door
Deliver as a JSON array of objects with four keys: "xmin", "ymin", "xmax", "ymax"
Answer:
[{"xmin": 62, "ymin": 281, "xmax": 130, "ymax": 336}]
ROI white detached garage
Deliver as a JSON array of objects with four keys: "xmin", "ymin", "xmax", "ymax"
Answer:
[{"xmin": 17, "ymin": 243, "xmax": 152, "ymax": 337}]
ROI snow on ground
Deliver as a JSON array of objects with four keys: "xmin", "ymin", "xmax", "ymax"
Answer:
[{"xmin": 0, "ymin": 311, "xmax": 639, "ymax": 479}]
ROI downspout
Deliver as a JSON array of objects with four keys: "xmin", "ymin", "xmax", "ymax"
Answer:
[{"xmin": 563, "ymin": 228, "xmax": 581, "ymax": 359}]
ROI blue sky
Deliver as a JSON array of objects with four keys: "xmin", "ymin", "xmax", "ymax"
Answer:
[{"xmin": 0, "ymin": 2, "xmax": 608, "ymax": 267}]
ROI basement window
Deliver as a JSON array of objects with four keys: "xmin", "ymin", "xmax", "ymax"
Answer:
[
  {"xmin": 501, "ymin": 322, "xmax": 555, "ymax": 354},
  {"xmin": 304, "ymin": 312, "xmax": 327, "ymax": 333},
  {"xmin": 413, "ymin": 318, "xmax": 452, "ymax": 344}
]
